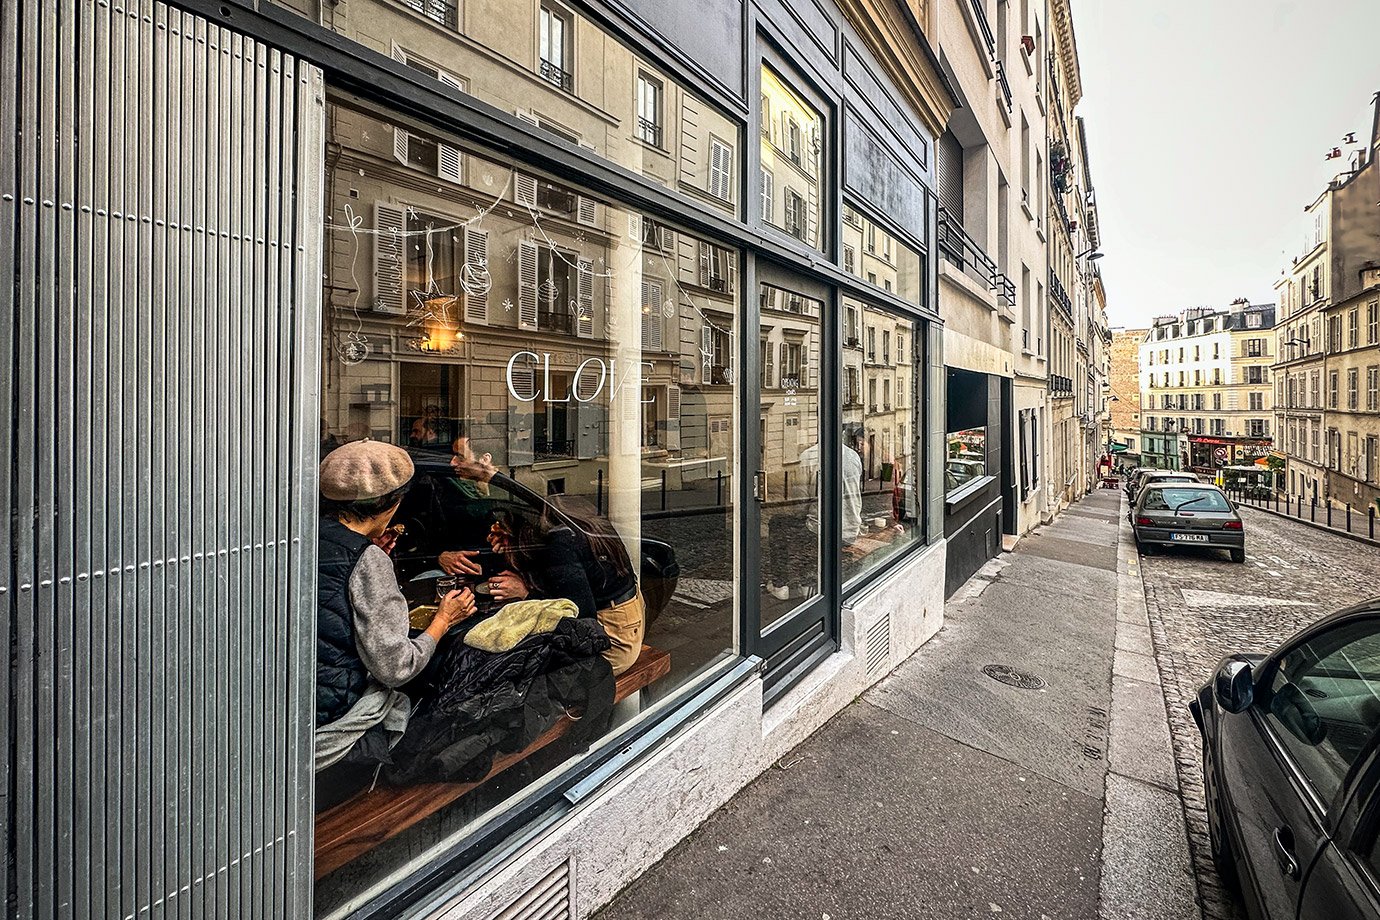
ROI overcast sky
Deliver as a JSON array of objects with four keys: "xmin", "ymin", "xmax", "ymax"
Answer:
[{"xmin": 1071, "ymin": 0, "xmax": 1380, "ymax": 329}]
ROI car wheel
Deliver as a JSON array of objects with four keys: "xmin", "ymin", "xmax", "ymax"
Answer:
[
  {"xmin": 1203, "ymin": 756, "xmax": 1240, "ymax": 892},
  {"xmin": 1138, "ymin": 541, "xmax": 1155, "ymax": 556},
  {"xmin": 1230, "ymin": 549, "xmax": 1246, "ymax": 563}
]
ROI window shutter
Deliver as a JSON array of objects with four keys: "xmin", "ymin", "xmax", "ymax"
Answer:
[
  {"xmin": 464, "ymin": 227, "xmax": 488, "ymax": 324},
  {"xmin": 518, "ymin": 239, "xmax": 539, "ymax": 328},
  {"xmin": 698, "ymin": 242, "xmax": 710, "ymax": 287},
  {"xmin": 641, "ymin": 279, "xmax": 663, "ymax": 351},
  {"xmin": 577, "ymin": 258, "xmax": 594, "ymax": 337},
  {"xmin": 515, "ymin": 172, "xmax": 538, "ymax": 207},
  {"xmin": 393, "ymin": 125, "xmax": 410, "ymax": 166},
  {"xmin": 777, "ymin": 342, "xmax": 786, "ymax": 385},
  {"xmin": 577, "ymin": 196, "xmax": 597, "ymax": 227},
  {"xmin": 666, "ymin": 385, "xmax": 682, "ymax": 451},
  {"xmin": 724, "ymin": 251, "xmax": 737, "ymax": 294},
  {"xmin": 702, "ymin": 325, "xmax": 714, "ymax": 379},
  {"xmin": 761, "ymin": 168, "xmax": 773, "ymax": 220},
  {"xmin": 438, "ymin": 143, "xmax": 463, "ymax": 183},
  {"xmin": 628, "ymin": 212, "xmax": 642, "ymax": 240},
  {"xmin": 937, "ymin": 130, "xmax": 964, "ymax": 219},
  {"xmin": 373, "ymin": 201, "xmax": 407, "ymax": 315},
  {"xmin": 764, "ymin": 339, "xmax": 774, "ymax": 387}
]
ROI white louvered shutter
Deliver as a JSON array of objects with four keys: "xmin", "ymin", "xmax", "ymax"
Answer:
[
  {"xmin": 764, "ymin": 339, "xmax": 774, "ymax": 388},
  {"xmin": 518, "ymin": 240, "xmax": 539, "ymax": 328},
  {"xmin": 438, "ymin": 143, "xmax": 463, "ymax": 183},
  {"xmin": 702, "ymin": 325, "xmax": 714, "ymax": 380},
  {"xmin": 641, "ymin": 279, "xmax": 663, "ymax": 351},
  {"xmin": 373, "ymin": 201, "xmax": 407, "ymax": 315},
  {"xmin": 464, "ymin": 227, "xmax": 488, "ymax": 324},
  {"xmin": 515, "ymin": 172, "xmax": 538, "ymax": 208},
  {"xmin": 666, "ymin": 385, "xmax": 682, "ymax": 450},
  {"xmin": 698, "ymin": 241, "xmax": 710, "ymax": 287},
  {"xmin": 577, "ymin": 258, "xmax": 594, "ymax": 337},
  {"xmin": 724, "ymin": 250, "xmax": 737, "ymax": 294},
  {"xmin": 577, "ymin": 196, "xmax": 597, "ymax": 227},
  {"xmin": 391, "ymin": 46, "xmax": 410, "ymax": 166},
  {"xmin": 628, "ymin": 212, "xmax": 642, "ymax": 240}
]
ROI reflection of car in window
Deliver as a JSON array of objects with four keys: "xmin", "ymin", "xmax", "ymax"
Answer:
[{"xmin": 392, "ymin": 454, "xmax": 680, "ymax": 624}]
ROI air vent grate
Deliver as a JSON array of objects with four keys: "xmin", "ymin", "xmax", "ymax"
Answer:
[
  {"xmin": 865, "ymin": 612, "xmax": 892, "ymax": 676},
  {"xmin": 490, "ymin": 860, "xmax": 573, "ymax": 920}
]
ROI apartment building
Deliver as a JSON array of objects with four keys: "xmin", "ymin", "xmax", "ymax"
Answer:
[
  {"xmin": 1139, "ymin": 302, "xmax": 1277, "ymax": 471},
  {"xmin": 1273, "ymin": 94, "xmax": 1380, "ymax": 511},
  {"xmin": 1110, "ymin": 327, "xmax": 1149, "ymax": 461},
  {"xmin": 1046, "ymin": 0, "xmax": 1104, "ymax": 512}
]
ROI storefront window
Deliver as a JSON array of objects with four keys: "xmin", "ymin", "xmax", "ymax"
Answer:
[
  {"xmin": 271, "ymin": 0, "xmax": 740, "ymax": 217},
  {"xmin": 842, "ymin": 298, "xmax": 922, "ymax": 583},
  {"xmin": 759, "ymin": 283, "xmax": 824, "ymax": 627},
  {"xmin": 760, "ymin": 65, "xmax": 824, "ymax": 251},
  {"xmin": 945, "ymin": 428, "xmax": 988, "ymax": 492},
  {"xmin": 314, "ymin": 98, "xmax": 738, "ymax": 916},
  {"xmin": 841, "ymin": 204, "xmax": 922, "ymax": 304}
]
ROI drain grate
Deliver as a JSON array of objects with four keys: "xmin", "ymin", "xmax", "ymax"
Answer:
[{"xmin": 981, "ymin": 664, "xmax": 1046, "ymax": 690}]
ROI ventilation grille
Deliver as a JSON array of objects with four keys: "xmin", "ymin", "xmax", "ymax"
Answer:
[
  {"xmin": 865, "ymin": 612, "xmax": 892, "ymax": 676},
  {"xmin": 491, "ymin": 860, "xmax": 573, "ymax": 920}
]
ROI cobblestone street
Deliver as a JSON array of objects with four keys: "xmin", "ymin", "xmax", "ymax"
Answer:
[{"xmin": 1138, "ymin": 505, "xmax": 1380, "ymax": 920}]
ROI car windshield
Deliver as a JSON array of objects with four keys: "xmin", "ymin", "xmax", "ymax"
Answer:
[{"xmin": 1141, "ymin": 488, "xmax": 1231, "ymax": 512}]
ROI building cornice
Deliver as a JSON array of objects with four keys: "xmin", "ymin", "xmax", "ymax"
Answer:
[
  {"xmin": 1048, "ymin": 0, "xmax": 1083, "ymax": 109},
  {"xmin": 835, "ymin": 0, "xmax": 958, "ymax": 139}
]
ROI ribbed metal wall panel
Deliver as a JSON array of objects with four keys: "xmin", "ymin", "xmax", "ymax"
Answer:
[{"xmin": 3, "ymin": 1, "xmax": 324, "ymax": 916}]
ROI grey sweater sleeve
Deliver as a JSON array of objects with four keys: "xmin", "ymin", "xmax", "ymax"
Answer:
[{"xmin": 349, "ymin": 545, "xmax": 437, "ymax": 688}]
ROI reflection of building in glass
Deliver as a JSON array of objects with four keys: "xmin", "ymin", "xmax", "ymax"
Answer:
[
  {"xmin": 321, "ymin": 104, "xmax": 737, "ymax": 504},
  {"xmin": 760, "ymin": 65, "xmax": 822, "ymax": 249},
  {"xmin": 277, "ymin": 0, "xmax": 740, "ymax": 217}
]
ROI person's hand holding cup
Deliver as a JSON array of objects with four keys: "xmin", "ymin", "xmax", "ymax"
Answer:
[{"xmin": 425, "ymin": 587, "xmax": 477, "ymax": 641}]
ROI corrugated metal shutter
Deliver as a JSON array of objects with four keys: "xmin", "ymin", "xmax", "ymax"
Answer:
[
  {"xmin": 937, "ymin": 130, "xmax": 964, "ymax": 220},
  {"xmin": 3, "ymin": 2, "xmax": 321, "ymax": 917}
]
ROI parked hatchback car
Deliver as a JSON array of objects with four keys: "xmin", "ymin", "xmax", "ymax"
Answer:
[
  {"xmin": 1191, "ymin": 598, "xmax": 1380, "ymax": 920},
  {"xmin": 1129, "ymin": 469, "xmax": 1200, "ymax": 503},
  {"xmin": 1133, "ymin": 482, "xmax": 1246, "ymax": 562}
]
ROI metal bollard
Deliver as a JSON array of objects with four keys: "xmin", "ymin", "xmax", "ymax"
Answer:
[
  {"xmin": 1347, "ymin": 503, "xmax": 1353, "ymax": 533},
  {"xmin": 1312, "ymin": 497, "xmax": 1317, "ymax": 522},
  {"xmin": 660, "ymin": 469, "xmax": 667, "ymax": 511},
  {"xmin": 596, "ymin": 469, "xmax": 604, "ymax": 515},
  {"xmin": 716, "ymin": 470, "xmax": 723, "ymax": 507},
  {"xmin": 1328, "ymin": 502, "xmax": 1333, "ymax": 527},
  {"xmin": 1371, "ymin": 506, "xmax": 1376, "ymax": 540}
]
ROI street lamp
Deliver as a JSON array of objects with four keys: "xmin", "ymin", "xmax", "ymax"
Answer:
[{"xmin": 1077, "ymin": 247, "xmax": 1103, "ymax": 260}]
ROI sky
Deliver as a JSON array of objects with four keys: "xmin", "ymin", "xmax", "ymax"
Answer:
[{"xmin": 1070, "ymin": 0, "xmax": 1380, "ymax": 329}]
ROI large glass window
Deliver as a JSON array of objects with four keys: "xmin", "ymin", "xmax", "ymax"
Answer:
[
  {"xmin": 314, "ymin": 99, "xmax": 738, "ymax": 916},
  {"xmin": 760, "ymin": 65, "xmax": 823, "ymax": 250},
  {"xmin": 272, "ymin": 0, "xmax": 740, "ymax": 217},
  {"xmin": 841, "ymin": 298, "xmax": 922, "ymax": 583},
  {"xmin": 759, "ymin": 283, "xmax": 824, "ymax": 626}
]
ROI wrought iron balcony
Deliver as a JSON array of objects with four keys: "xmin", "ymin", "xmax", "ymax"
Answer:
[
  {"xmin": 994, "ymin": 60, "xmax": 1013, "ymax": 113},
  {"xmin": 969, "ymin": 0, "xmax": 996, "ymax": 60},
  {"xmin": 1049, "ymin": 268, "xmax": 1074, "ymax": 322},
  {"xmin": 539, "ymin": 58, "xmax": 573, "ymax": 93},
  {"xmin": 534, "ymin": 436, "xmax": 575, "ymax": 460},
  {"xmin": 400, "ymin": 0, "xmax": 458, "ymax": 29},
  {"xmin": 939, "ymin": 206, "xmax": 1015, "ymax": 307},
  {"xmin": 637, "ymin": 116, "xmax": 663, "ymax": 148},
  {"xmin": 1049, "ymin": 374, "xmax": 1074, "ymax": 397}
]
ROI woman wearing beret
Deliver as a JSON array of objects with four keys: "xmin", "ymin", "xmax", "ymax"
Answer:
[{"xmin": 316, "ymin": 439, "xmax": 477, "ymax": 728}]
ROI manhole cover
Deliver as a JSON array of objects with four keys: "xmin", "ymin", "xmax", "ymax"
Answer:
[{"xmin": 981, "ymin": 664, "xmax": 1046, "ymax": 690}]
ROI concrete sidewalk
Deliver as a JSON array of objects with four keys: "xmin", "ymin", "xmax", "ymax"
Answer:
[{"xmin": 597, "ymin": 489, "xmax": 1199, "ymax": 920}]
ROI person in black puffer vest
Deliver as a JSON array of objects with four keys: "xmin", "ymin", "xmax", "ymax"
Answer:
[{"xmin": 316, "ymin": 439, "xmax": 478, "ymax": 728}]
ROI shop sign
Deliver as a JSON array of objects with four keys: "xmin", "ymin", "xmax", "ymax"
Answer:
[{"xmin": 506, "ymin": 350, "xmax": 656, "ymax": 403}]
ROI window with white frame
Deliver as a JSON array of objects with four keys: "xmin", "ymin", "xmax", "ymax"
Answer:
[{"xmin": 636, "ymin": 72, "xmax": 663, "ymax": 147}]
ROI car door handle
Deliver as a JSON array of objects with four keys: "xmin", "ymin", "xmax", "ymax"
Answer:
[{"xmin": 1273, "ymin": 826, "xmax": 1300, "ymax": 880}]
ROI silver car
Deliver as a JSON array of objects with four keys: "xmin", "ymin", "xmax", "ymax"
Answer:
[{"xmin": 1133, "ymin": 483, "xmax": 1246, "ymax": 562}]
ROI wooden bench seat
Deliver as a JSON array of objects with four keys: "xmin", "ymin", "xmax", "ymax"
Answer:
[{"xmin": 314, "ymin": 645, "xmax": 671, "ymax": 880}]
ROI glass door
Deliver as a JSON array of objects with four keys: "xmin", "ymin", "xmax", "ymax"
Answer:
[{"xmin": 754, "ymin": 264, "xmax": 836, "ymax": 690}]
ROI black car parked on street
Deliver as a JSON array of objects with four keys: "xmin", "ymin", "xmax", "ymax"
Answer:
[{"xmin": 1192, "ymin": 597, "xmax": 1380, "ymax": 920}]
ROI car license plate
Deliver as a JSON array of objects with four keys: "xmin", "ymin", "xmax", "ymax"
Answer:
[{"xmin": 1170, "ymin": 533, "xmax": 1209, "ymax": 543}]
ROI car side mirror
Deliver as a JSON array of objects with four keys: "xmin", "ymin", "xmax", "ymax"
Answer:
[{"xmin": 1214, "ymin": 657, "xmax": 1255, "ymax": 714}]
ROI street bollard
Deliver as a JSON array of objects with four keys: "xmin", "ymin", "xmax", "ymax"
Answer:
[
  {"xmin": 716, "ymin": 470, "xmax": 723, "ymax": 507},
  {"xmin": 1371, "ymin": 507, "xmax": 1376, "ymax": 540},
  {"xmin": 660, "ymin": 469, "xmax": 667, "ymax": 511},
  {"xmin": 596, "ymin": 469, "xmax": 604, "ymax": 515},
  {"xmin": 1328, "ymin": 502, "xmax": 1333, "ymax": 528},
  {"xmin": 1312, "ymin": 496, "xmax": 1317, "ymax": 522},
  {"xmin": 1275, "ymin": 492, "xmax": 1280, "ymax": 513},
  {"xmin": 1347, "ymin": 503, "xmax": 1353, "ymax": 533}
]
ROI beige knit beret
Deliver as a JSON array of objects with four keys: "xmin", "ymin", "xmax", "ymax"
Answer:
[{"xmin": 319, "ymin": 439, "xmax": 414, "ymax": 501}]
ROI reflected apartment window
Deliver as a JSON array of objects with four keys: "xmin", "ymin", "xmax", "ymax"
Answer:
[
  {"xmin": 709, "ymin": 138, "xmax": 733, "ymax": 202},
  {"xmin": 636, "ymin": 72, "xmax": 663, "ymax": 147},
  {"xmin": 539, "ymin": 4, "xmax": 573, "ymax": 91}
]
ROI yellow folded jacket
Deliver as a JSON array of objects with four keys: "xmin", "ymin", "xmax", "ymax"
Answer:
[{"xmin": 462, "ymin": 598, "xmax": 579, "ymax": 653}]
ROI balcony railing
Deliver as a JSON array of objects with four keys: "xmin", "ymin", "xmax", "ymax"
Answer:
[
  {"xmin": 1050, "ymin": 374, "xmax": 1074, "ymax": 397},
  {"xmin": 938, "ymin": 206, "xmax": 1015, "ymax": 306},
  {"xmin": 637, "ymin": 117, "xmax": 663, "ymax": 148},
  {"xmin": 1049, "ymin": 268, "xmax": 1073, "ymax": 322},
  {"xmin": 969, "ymin": 0, "xmax": 996, "ymax": 60},
  {"xmin": 539, "ymin": 58, "xmax": 573, "ymax": 92},
  {"xmin": 534, "ymin": 436, "xmax": 575, "ymax": 460},
  {"xmin": 401, "ymin": 0, "xmax": 458, "ymax": 29},
  {"xmin": 994, "ymin": 60, "xmax": 1013, "ymax": 113}
]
